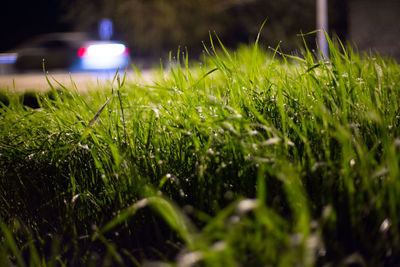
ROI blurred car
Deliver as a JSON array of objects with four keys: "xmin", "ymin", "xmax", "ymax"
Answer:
[{"xmin": 0, "ymin": 32, "xmax": 130, "ymax": 72}]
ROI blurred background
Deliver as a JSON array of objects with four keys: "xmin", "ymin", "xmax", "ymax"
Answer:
[
  {"xmin": 1, "ymin": 0, "xmax": 345, "ymax": 58},
  {"xmin": 0, "ymin": 0, "xmax": 399, "ymax": 62}
]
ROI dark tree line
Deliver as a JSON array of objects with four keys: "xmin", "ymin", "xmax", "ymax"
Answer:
[
  {"xmin": 1, "ymin": 0, "xmax": 347, "ymax": 56},
  {"xmin": 64, "ymin": 0, "xmax": 323, "ymax": 56}
]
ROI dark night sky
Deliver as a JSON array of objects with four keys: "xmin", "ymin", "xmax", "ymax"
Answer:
[{"xmin": 0, "ymin": 0, "xmax": 70, "ymax": 52}]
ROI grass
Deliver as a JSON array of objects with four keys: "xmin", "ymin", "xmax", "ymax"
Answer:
[{"xmin": 1, "ymin": 34, "xmax": 400, "ymax": 266}]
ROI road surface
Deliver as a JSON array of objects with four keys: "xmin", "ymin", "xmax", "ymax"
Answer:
[{"xmin": 0, "ymin": 70, "xmax": 152, "ymax": 93}]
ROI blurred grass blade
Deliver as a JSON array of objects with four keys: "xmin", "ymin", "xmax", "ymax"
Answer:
[{"xmin": 0, "ymin": 221, "xmax": 26, "ymax": 267}]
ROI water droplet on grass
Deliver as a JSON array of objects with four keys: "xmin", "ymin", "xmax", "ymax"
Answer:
[
  {"xmin": 262, "ymin": 137, "xmax": 281, "ymax": 146},
  {"xmin": 178, "ymin": 251, "xmax": 203, "ymax": 267},
  {"xmin": 349, "ymin": 159, "xmax": 356, "ymax": 167},
  {"xmin": 179, "ymin": 189, "xmax": 186, "ymax": 197},
  {"xmin": 290, "ymin": 233, "xmax": 303, "ymax": 246},
  {"xmin": 395, "ymin": 139, "xmax": 400, "ymax": 148},
  {"xmin": 380, "ymin": 218, "xmax": 391, "ymax": 233},
  {"xmin": 211, "ymin": 241, "xmax": 226, "ymax": 251},
  {"xmin": 322, "ymin": 205, "xmax": 333, "ymax": 219},
  {"xmin": 228, "ymin": 215, "xmax": 240, "ymax": 224},
  {"xmin": 72, "ymin": 194, "xmax": 80, "ymax": 203},
  {"xmin": 286, "ymin": 140, "xmax": 295, "ymax": 146},
  {"xmin": 237, "ymin": 199, "xmax": 258, "ymax": 214}
]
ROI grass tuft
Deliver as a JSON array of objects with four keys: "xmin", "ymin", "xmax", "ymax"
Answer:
[{"xmin": 1, "ymin": 34, "xmax": 400, "ymax": 266}]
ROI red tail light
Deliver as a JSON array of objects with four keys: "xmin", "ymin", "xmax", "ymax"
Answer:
[
  {"xmin": 124, "ymin": 47, "xmax": 130, "ymax": 56},
  {"xmin": 77, "ymin": 47, "xmax": 88, "ymax": 57}
]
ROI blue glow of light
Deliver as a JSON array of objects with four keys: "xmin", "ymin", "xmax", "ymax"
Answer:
[
  {"xmin": 99, "ymin": 18, "xmax": 113, "ymax": 40},
  {"xmin": 80, "ymin": 57, "xmax": 128, "ymax": 70},
  {"xmin": 0, "ymin": 53, "xmax": 18, "ymax": 64}
]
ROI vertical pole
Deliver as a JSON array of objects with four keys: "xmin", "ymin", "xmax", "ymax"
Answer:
[{"xmin": 317, "ymin": 0, "xmax": 329, "ymax": 59}]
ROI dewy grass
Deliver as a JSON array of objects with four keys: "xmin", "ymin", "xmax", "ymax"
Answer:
[{"xmin": 1, "ymin": 34, "xmax": 400, "ymax": 266}]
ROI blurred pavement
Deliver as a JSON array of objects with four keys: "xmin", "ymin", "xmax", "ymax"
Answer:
[{"xmin": 0, "ymin": 70, "xmax": 152, "ymax": 93}]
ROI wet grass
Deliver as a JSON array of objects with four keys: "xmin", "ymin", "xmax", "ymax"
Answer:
[{"xmin": 1, "ymin": 35, "xmax": 400, "ymax": 266}]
